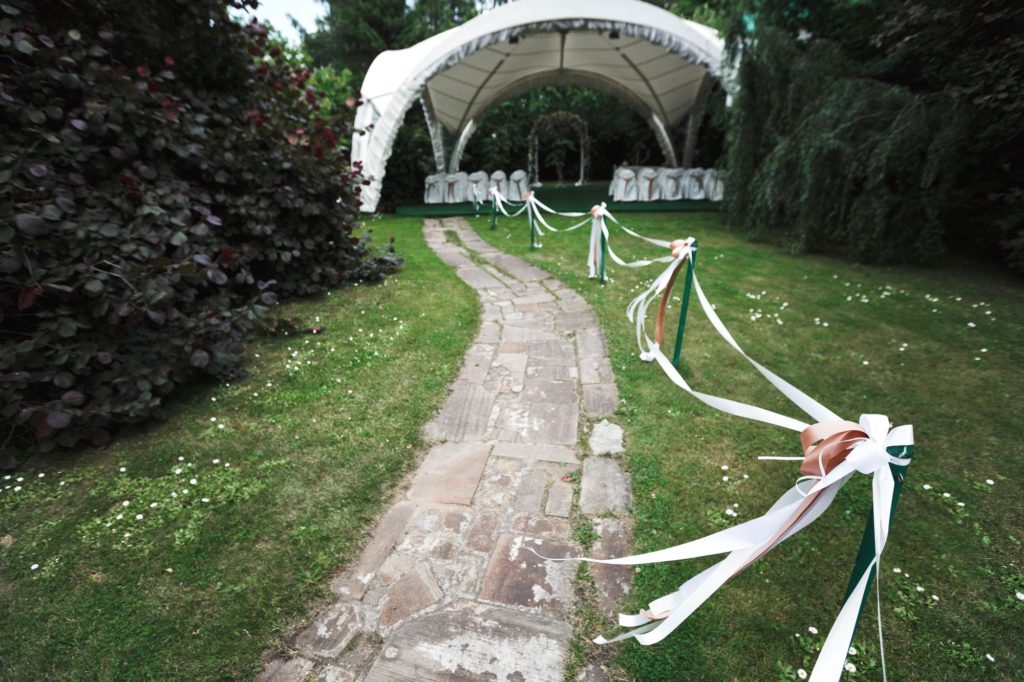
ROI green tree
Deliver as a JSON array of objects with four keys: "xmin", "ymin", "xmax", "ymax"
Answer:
[
  {"xmin": 310, "ymin": 64, "xmax": 355, "ymax": 117},
  {"xmin": 722, "ymin": 0, "xmax": 1024, "ymax": 269},
  {"xmin": 303, "ymin": 0, "xmax": 408, "ymax": 81},
  {"xmin": 405, "ymin": 0, "xmax": 477, "ymax": 41}
]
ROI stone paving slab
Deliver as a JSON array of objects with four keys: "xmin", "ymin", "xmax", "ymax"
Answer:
[
  {"xmin": 294, "ymin": 602, "xmax": 361, "ymax": 659},
  {"xmin": 579, "ymin": 357, "xmax": 615, "ymax": 385},
  {"xmin": 580, "ymin": 458, "xmax": 632, "ymax": 515},
  {"xmin": 490, "ymin": 442, "xmax": 578, "ymax": 464},
  {"xmin": 493, "ymin": 400, "xmax": 579, "ymax": 446},
  {"xmin": 590, "ymin": 518, "xmax": 634, "ymax": 619},
  {"xmin": 365, "ymin": 601, "xmax": 571, "ymax": 681},
  {"xmin": 582, "ymin": 383, "xmax": 619, "ymax": 418},
  {"xmin": 379, "ymin": 563, "xmax": 443, "ymax": 629},
  {"xmin": 256, "ymin": 656, "xmax": 315, "ymax": 682},
  {"xmin": 424, "ymin": 384, "xmax": 497, "ymax": 441},
  {"xmin": 406, "ymin": 442, "xmax": 491, "ymax": 505},
  {"xmin": 455, "ymin": 344, "xmax": 497, "ymax": 384},
  {"xmin": 331, "ymin": 502, "xmax": 417, "ymax": 600},
  {"xmin": 545, "ymin": 479, "xmax": 573, "ymax": 517},
  {"xmin": 479, "ymin": 534, "xmax": 576, "ymax": 613},
  {"xmin": 455, "ymin": 267, "xmax": 504, "ymax": 290},
  {"xmin": 589, "ymin": 419, "xmax": 625, "ymax": 455}
]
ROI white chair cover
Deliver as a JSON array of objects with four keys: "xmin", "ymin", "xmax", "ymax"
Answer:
[
  {"xmin": 660, "ymin": 168, "xmax": 686, "ymax": 201},
  {"xmin": 705, "ymin": 169, "xmax": 725, "ymax": 202},
  {"xmin": 424, "ymin": 173, "xmax": 445, "ymax": 204},
  {"xmin": 444, "ymin": 172, "xmax": 468, "ymax": 203},
  {"xmin": 684, "ymin": 168, "xmax": 706, "ymax": 201},
  {"xmin": 467, "ymin": 171, "xmax": 489, "ymax": 204},
  {"xmin": 508, "ymin": 169, "xmax": 529, "ymax": 201},
  {"xmin": 612, "ymin": 168, "xmax": 638, "ymax": 202},
  {"xmin": 637, "ymin": 167, "xmax": 661, "ymax": 202},
  {"xmin": 489, "ymin": 170, "xmax": 509, "ymax": 198}
]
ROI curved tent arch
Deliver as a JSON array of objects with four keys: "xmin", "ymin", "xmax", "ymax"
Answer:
[
  {"xmin": 445, "ymin": 69, "xmax": 683, "ymax": 174},
  {"xmin": 352, "ymin": 0, "xmax": 727, "ymax": 211}
]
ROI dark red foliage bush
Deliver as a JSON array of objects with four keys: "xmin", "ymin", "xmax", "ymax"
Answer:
[{"xmin": 0, "ymin": 0, "xmax": 398, "ymax": 460}]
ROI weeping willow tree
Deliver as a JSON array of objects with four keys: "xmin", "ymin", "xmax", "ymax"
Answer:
[{"xmin": 723, "ymin": 0, "xmax": 1023, "ymax": 268}]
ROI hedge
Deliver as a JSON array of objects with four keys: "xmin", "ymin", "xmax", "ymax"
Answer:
[{"xmin": 0, "ymin": 0, "xmax": 398, "ymax": 462}]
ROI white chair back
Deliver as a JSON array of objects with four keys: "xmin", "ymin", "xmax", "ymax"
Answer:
[
  {"xmin": 424, "ymin": 173, "xmax": 445, "ymax": 204},
  {"xmin": 660, "ymin": 168, "xmax": 686, "ymax": 201},
  {"xmin": 705, "ymin": 169, "xmax": 725, "ymax": 202},
  {"xmin": 637, "ymin": 167, "xmax": 661, "ymax": 201},
  {"xmin": 443, "ymin": 172, "xmax": 467, "ymax": 203},
  {"xmin": 508, "ymin": 169, "xmax": 529, "ymax": 200},
  {"xmin": 467, "ymin": 171, "xmax": 489, "ymax": 204},
  {"xmin": 684, "ymin": 168, "xmax": 706, "ymax": 201},
  {"xmin": 489, "ymin": 170, "xmax": 509, "ymax": 198},
  {"xmin": 612, "ymin": 168, "xmax": 638, "ymax": 202}
]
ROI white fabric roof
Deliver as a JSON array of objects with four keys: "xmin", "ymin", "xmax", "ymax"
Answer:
[{"xmin": 353, "ymin": 0, "xmax": 725, "ymax": 211}]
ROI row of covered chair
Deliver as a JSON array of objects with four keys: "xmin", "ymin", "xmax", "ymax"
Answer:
[
  {"xmin": 424, "ymin": 170, "xmax": 530, "ymax": 204},
  {"xmin": 608, "ymin": 167, "xmax": 724, "ymax": 202}
]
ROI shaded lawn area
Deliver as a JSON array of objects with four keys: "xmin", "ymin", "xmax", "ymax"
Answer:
[
  {"xmin": 471, "ymin": 212, "xmax": 1024, "ymax": 681},
  {"xmin": 0, "ymin": 217, "xmax": 478, "ymax": 680}
]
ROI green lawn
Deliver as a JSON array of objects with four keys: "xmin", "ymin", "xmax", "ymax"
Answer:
[
  {"xmin": 0, "ymin": 217, "xmax": 478, "ymax": 680},
  {"xmin": 471, "ymin": 211, "xmax": 1024, "ymax": 681}
]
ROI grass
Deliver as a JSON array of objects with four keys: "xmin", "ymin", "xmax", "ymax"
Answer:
[
  {"xmin": 470, "ymin": 211, "xmax": 1024, "ymax": 681},
  {"xmin": 0, "ymin": 216, "xmax": 479, "ymax": 680}
]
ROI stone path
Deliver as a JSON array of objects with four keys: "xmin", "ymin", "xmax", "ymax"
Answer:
[{"xmin": 258, "ymin": 218, "xmax": 633, "ymax": 682}]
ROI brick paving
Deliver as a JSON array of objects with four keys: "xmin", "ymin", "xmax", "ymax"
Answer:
[{"xmin": 258, "ymin": 218, "xmax": 632, "ymax": 681}]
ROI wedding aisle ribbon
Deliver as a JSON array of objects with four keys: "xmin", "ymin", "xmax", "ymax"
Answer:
[
  {"xmin": 489, "ymin": 191, "xmax": 681, "ymax": 276},
  {"xmin": 594, "ymin": 203, "xmax": 678, "ymax": 271},
  {"xmin": 489, "ymin": 187, "xmax": 529, "ymax": 218},
  {"xmin": 537, "ymin": 237, "xmax": 912, "ymax": 682}
]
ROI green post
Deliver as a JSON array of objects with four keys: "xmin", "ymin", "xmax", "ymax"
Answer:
[
  {"xmin": 529, "ymin": 203, "xmax": 536, "ymax": 249},
  {"xmin": 599, "ymin": 229, "xmax": 607, "ymax": 283},
  {"xmin": 839, "ymin": 445, "xmax": 912, "ymax": 647},
  {"xmin": 671, "ymin": 244, "xmax": 697, "ymax": 368},
  {"xmin": 490, "ymin": 195, "xmax": 497, "ymax": 230}
]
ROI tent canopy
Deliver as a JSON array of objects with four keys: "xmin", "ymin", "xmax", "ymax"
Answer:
[{"xmin": 352, "ymin": 0, "xmax": 726, "ymax": 211}]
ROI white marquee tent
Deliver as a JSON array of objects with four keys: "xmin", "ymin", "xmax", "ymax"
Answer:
[{"xmin": 351, "ymin": 0, "xmax": 727, "ymax": 212}]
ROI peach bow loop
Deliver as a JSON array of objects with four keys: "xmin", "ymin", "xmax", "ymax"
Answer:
[
  {"xmin": 669, "ymin": 238, "xmax": 695, "ymax": 259},
  {"xmin": 798, "ymin": 414, "xmax": 897, "ymax": 479}
]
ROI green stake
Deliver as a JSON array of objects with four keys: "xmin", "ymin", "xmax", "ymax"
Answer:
[
  {"xmin": 839, "ymin": 444, "xmax": 913, "ymax": 654},
  {"xmin": 490, "ymin": 195, "xmax": 497, "ymax": 230},
  {"xmin": 671, "ymin": 243, "xmax": 697, "ymax": 368},
  {"xmin": 529, "ymin": 203, "xmax": 536, "ymax": 249},
  {"xmin": 599, "ymin": 228, "xmax": 607, "ymax": 283}
]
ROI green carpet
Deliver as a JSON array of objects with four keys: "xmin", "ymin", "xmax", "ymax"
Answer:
[{"xmin": 393, "ymin": 181, "xmax": 720, "ymax": 216}]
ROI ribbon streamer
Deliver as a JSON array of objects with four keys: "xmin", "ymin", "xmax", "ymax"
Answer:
[
  {"xmin": 489, "ymin": 191, "xmax": 678, "ymax": 276},
  {"xmin": 595, "ymin": 203, "xmax": 677, "ymax": 270},
  {"xmin": 489, "ymin": 187, "xmax": 529, "ymax": 218},
  {"xmin": 525, "ymin": 193, "xmax": 591, "ymax": 237}
]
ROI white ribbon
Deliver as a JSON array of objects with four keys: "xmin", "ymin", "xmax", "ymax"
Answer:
[
  {"xmin": 489, "ymin": 187, "xmax": 529, "ymax": 218},
  {"xmin": 526, "ymin": 194, "xmax": 591, "ymax": 237},
  {"xmin": 591, "ymin": 203, "xmax": 677, "ymax": 271},
  {"xmin": 626, "ymin": 248, "xmax": 838, "ymax": 431}
]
